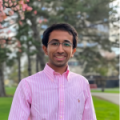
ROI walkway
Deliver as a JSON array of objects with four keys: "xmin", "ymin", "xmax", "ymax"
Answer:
[{"xmin": 92, "ymin": 93, "xmax": 119, "ymax": 105}]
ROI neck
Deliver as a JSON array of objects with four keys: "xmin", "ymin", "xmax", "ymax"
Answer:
[{"xmin": 47, "ymin": 63, "xmax": 67, "ymax": 75}]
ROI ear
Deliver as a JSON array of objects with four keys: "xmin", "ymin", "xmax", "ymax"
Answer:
[
  {"xmin": 71, "ymin": 48, "xmax": 76, "ymax": 57},
  {"xmin": 42, "ymin": 45, "xmax": 48, "ymax": 55}
]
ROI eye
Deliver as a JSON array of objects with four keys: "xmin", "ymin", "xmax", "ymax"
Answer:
[
  {"xmin": 63, "ymin": 42, "xmax": 71, "ymax": 47},
  {"xmin": 51, "ymin": 42, "xmax": 59, "ymax": 46}
]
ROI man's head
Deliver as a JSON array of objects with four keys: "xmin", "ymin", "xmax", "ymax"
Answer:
[
  {"xmin": 42, "ymin": 23, "xmax": 78, "ymax": 49},
  {"xmin": 42, "ymin": 23, "xmax": 78, "ymax": 70}
]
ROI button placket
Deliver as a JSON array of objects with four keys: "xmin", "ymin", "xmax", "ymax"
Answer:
[{"xmin": 58, "ymin": 75, "xmax": 64, "ymax": 120}]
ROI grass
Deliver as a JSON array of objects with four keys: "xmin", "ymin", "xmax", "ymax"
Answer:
[
  {"xmin": 93, "ymin": 96, "xmax": 119, "ymax": 120},
  {"xmin": 0, "ymin": 97, "xmax": 13, "ymax": 120},
  {"xmin": 91, "ymin": 88, "xmax": 119, "ymax": 93},
  {"xmin": 5, "ymin": 87, "xmax": 16, "ymax": 96},
  {"xmin": 0, "ymin": 87, "xmax": 119, "ymax": 120}
]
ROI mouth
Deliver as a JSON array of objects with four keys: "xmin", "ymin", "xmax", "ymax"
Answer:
[{"xmin": 55, "ymin": 56, "xmax": 66, "ymax": 61}]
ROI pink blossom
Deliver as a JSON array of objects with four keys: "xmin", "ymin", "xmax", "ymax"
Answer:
[
  {"xmin": 0, "ymin": 40, "xmax": 6, "ymax": 44},
  {"xmin": 0, "ymin": 0, "xmax": 3, "ymax": 11},
  {"xmin": 4, "ymin": 3, "xmax": 8, "ymax": 7},
  {"xmin": 0, "ymin": 17, "xmax": 3, "ymax": 22},
  {"xmin": 22, "ymin": 4, "xmax": 28, "ymax": 11},
  {"xmin": 34, "ymin": 10, "xmax": 37, "ymax": 15},
  {"xmin": 19, "ymin": 1, "xmax": 24, "ymax": 5},
  {"xmin": 44, "ymin": 19, "xmax": 47, "ymax": 22},
  {"xmin": 11, "ymin": 7, "xmax": 14, "ymax": 11},
  {"xmin": 26, "ymin": 0, "xmax": 29, "ymax": 2},
  {"xmin": 26, "ymin": 6, "xmax": 32, "ymax": 11},
  {"xmin": 0, "ymin": 12, "xmax": 7, "ymax": 21},
  {"xmin": 21, "ymin": 16, "xmax": 25, "ymax": 20},
  {"xmin": 17, "ymin": 40, "xmax": 21, "ymax": 48},
  {"xmin": 0, "ymin": 0, "xmax": 3, "ymax": 5},
  {"xmin": 9, "ymin": 3, "xmax": 13, "ymax": 7},
  {"xmin": 19, "ymin": 21, "xmax": 23, "ymax": 26},
  {"xmin": 16, "ymin": 5, "xmax": 20, "ymax": 9},
  {"xmin": 19, "ymin": 49, "xmax": 22, "ymax": 52},
  {"xmin": 9, "ymin": 10, "xmax": 14, "ymax": 16},
  {"xmin": 14, "ymin": 2, "xmax": 17, "ymax": 6},
  {"xmin": 38, "ymin": 20, "xmax": 42, "ymax": 23},
  {"xmin": 7, "ymin": 30, "xmax": 11, "ymax": 34},
  {"xmin": 3, "ymin": 7, "xmax": 6, "ymax": 10},
  {"xmin": 16, "ymin": 5, "xmax": 20, "ymax": 10},
  {"xmin": 8, "ymin": 37, "xmax": 11, "ymax": 40},
  {"xmin": 0, "ymin": 6, "xmax": 3, "ymax": 11},
  {"xmin": 0, "ymin": 24, "xmax": 3, "ymax": 28}
]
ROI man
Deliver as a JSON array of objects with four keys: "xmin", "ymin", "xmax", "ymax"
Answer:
[{"xmin": 9, "ymin": 23, "xmax": 96, "ymax": 120}]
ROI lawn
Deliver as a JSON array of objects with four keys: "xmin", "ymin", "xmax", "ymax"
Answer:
[
  {"xmin": 0, "ymin": 87, "xmax": 119, "ymax": 120},
  {"xmin": 0, "ymin": 97, "xmax": 13, "ymax": 120},
  {"xmin": 0, "ymin": 96, "xmax": 119, "ymax": 120},
  {"xmin": 5, "ymin": 87, "xmax": 16, "ymax": 96},
  {"xmin": 93, "ymin": 96, "xmax": 119, "ymax": 120}
]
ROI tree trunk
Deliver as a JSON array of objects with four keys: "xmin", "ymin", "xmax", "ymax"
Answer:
[
  {"xmin": 36, "ymin": 54, "xmax": 39, "ymax": 72},
  {"xmin": 27, "ymin": 41, "xmax": 31, "ymax": 76},
  {"xmin": 0, "ymin": 64, "xmax": 6, "ymax": 97},
  {"xmin": 101, "ymin": 76, "xmax": 105, "ymax": 92},
  {"xmin": 27, "ymin": 55, "xmax": 31, "ymax": 76},
  {"xmin": 18, "ymin": 54, "xmax": 21, "ymax": 83},
  {"xmin": 31, "ymin": 17, "xmax": 45, "ymax": 70}
]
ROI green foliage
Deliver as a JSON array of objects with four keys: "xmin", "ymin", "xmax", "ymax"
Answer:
[
  {"xmin": 7, "ymin": 63, "xmax": 19, "ymax": 83},
  {"xmin": 21, "ymin": 63, "xmax": 30, "ymax": 79},
  {"xmin": 14, "ymin": 0, "xmax": 118, "ymax": 75},
  {"xmin": 0, "ymin": 47, "xmax": 8, "ymax": 64},
  {"xmin": 42, "ymin": 0, "xmax": 117, "ymax": 74}
]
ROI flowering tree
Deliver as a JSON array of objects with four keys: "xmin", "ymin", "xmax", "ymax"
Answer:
[
  {"xmin": 0, "ymin": 0, "xmax": 33, "ymax": 96},
  {"xmin": 15, "ymin": 0, "xmax": 49, "ymax": 75},
  {"xmin": 0, "ymin": 0, "xmax": 32, "ymax": 22}
]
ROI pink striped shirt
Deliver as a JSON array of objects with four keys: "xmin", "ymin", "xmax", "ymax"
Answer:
[{"xmin": 9, "ymin": 64, "xmax": 96, "ymax": 120}]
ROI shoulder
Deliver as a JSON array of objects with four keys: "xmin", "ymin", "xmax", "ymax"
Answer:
[
  {"xmin": 69, "ymin": 71, "xmax": 89, "ymax": 84},
  {"xmin": 22, "ymin": 71, "xmax": 44, "ymax": 82},
  {"xmin": 17, "ymin": 71, "xmax": 44, "ymax": 91},
  {"xmin": 17, "ymin": 71, "xmax": 45, "ymax": 89}
]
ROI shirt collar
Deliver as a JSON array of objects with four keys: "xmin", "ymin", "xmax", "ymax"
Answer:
[{"xmin": 43, "ymin": 63, "xmax": 70, "ymax": 81}]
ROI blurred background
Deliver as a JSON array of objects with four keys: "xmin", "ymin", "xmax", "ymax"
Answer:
[{"xmin": 0, "ymin": 0, "xmax": 119, "ymax": 120}]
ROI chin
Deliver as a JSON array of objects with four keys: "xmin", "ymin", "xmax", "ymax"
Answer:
[{"xmin": 53, "ymin": 62, "xmax": 67, "ymax": 67}]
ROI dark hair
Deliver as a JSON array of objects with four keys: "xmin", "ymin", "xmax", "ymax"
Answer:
[{"xmin": 42, "ymin": 23, "xmax": 78, "ymax": 49}]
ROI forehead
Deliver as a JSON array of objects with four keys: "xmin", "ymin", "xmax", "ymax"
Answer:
[{"xmin": 48, "ymin": 30, "xmax": 73, "ymax": 42}]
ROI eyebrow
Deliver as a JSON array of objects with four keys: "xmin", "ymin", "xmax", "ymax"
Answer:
[{"xmin": 50, "ymin": 39, "xmax": 71, "ymax": 43}]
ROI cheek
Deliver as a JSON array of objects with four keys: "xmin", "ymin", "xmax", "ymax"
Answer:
[{"xmin": 47, "ymin": 48, "xmax": 53, "ymax": 56}]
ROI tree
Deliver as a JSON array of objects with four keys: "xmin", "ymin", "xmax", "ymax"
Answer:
[
  {"xmin": 15, "ymin": 0, "xmax": 49, "ymax": 72},
  {"xmin": 0, "ymin": 0, "xmax": 34, "ymax": 96},
  {"xmin": 44, "ymin": 0, "xmax": 118, "ymax": 75},
  {"xmin": 15, "ymin": 0, "xmax": 118, "ymax": 76}
]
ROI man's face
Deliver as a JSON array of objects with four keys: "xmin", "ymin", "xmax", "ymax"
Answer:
[{"xmin": 43, "ymin": 30, "xmax": 76, "ymax": 68}]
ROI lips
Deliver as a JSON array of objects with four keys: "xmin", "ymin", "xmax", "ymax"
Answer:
[{"xmin": 55, "ymin": 56, "xmax": 66, "ymax": 61}]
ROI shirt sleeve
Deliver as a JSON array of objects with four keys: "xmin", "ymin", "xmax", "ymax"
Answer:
[
  {"xmin": 82, "ymin": 81, "xmax": 97, "ymax": 120},
  {"xmin": 8, "ymin": 79, "xmax": 32, "ymax": 120}
]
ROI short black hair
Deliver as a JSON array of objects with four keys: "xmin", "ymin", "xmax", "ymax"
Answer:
[{"xmin": 42, "ymin": 23, "xmax": 78, "ymax": 49}]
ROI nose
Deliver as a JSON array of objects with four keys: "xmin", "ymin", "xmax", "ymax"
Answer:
[{"xmin": 56, "ymin": 43, "xmax": 64, "ymax": 53}]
